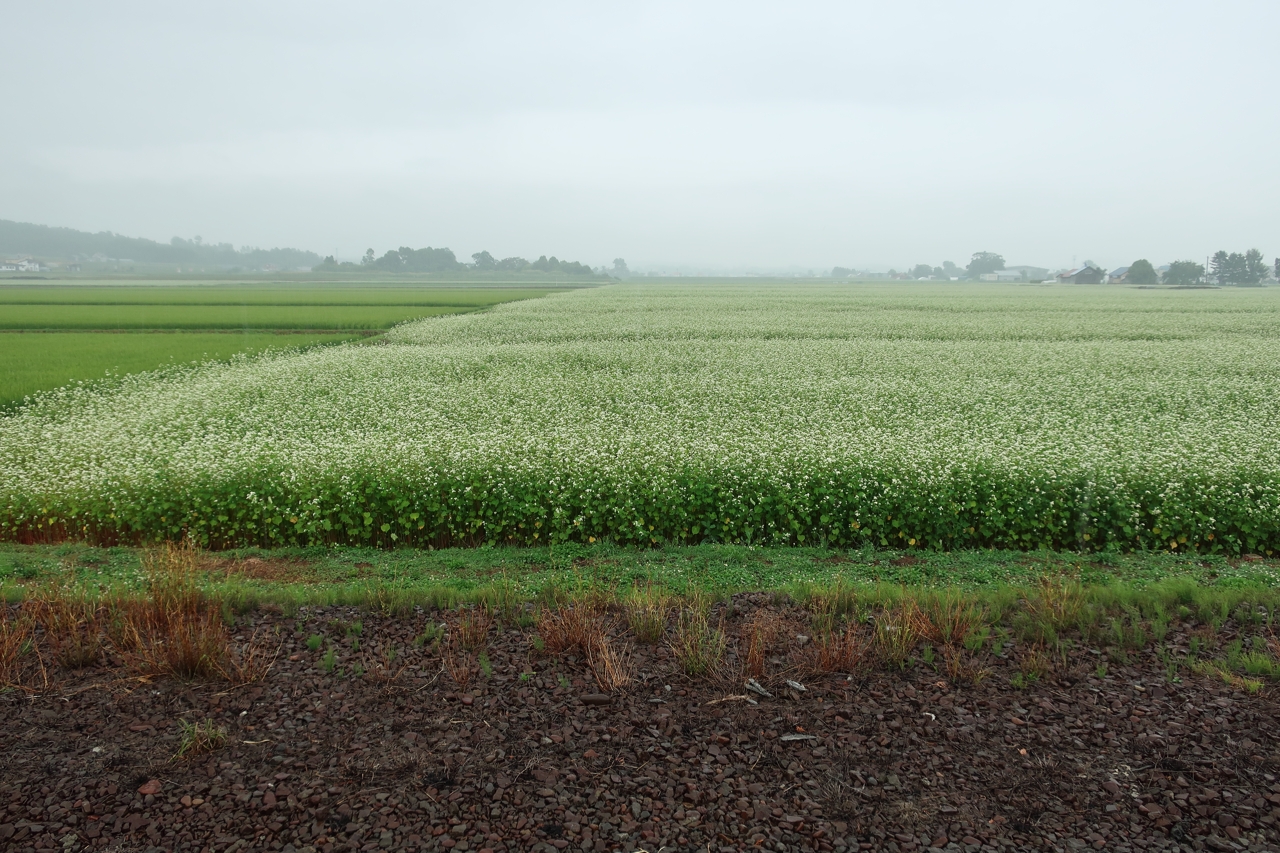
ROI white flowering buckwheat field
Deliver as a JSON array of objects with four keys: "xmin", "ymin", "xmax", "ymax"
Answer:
[{"xmin": 2, "ymin": 284, "xmax": 1278, "ymax": 553}]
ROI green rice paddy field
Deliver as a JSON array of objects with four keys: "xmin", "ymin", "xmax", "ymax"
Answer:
[{"xmin": 0, "ymin": 282, "xmax": 568, "ymax": 406}]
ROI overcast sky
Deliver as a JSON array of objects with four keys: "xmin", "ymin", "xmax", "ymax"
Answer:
[{"xmin": 3, "ymin": 1, "xmax": 1276, "ymax": 272}]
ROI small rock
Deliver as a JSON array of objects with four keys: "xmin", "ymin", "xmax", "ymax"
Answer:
[
  {"xmin": 137, "ymin": 780, "xmax": 162, "ymax": 796},
  {"xmin": 582, "ymin": 694, "xmax": 612, "ymax": 706}
]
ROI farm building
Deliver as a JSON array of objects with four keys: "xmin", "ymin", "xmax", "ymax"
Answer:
[
  {"xmin": 1003, "ymin": 265, "xmax": 1051, "ymax": 281},
  {"xmin": 1108, "ymin": 266, "xmax": 1130, "ymax": 283},
  {"xmin": 978, "ymin": 270, "xmax": 1023, "ymax": 281},
  {"xmin": 1056, "ymin": 265, "xmax": 1106, "ymax": 284}
]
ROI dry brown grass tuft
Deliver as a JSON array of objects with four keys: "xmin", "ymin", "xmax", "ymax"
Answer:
[
  {"xmin": 873, "ymin": 602, "xmax": 922, "ymax": 667},
  {"xmin": 1019, "ymin": 643, "xmax": 1054, "ymax": 681},
  {"xmin": 921, "ymin": 592, "xmax": 983, "ymax": 649},
  {"xmin": 442, "ymin": 640, "xmax": 475, "ymax": 689},
  {"xmin": 587, "ymin": 633, "xmax": 633, "ymax": 692},
  {"xmin": 812, "ymin": 619, "xmax": 870, "ymax": 674},
  {"xmin": 223, "ymin": 628, "xmax": 281, "ymax": 684},
  {"xmin": 537, "ymin": 600, "xmax": 604, "ymax": 655},
  {"xmin": 537, "ymin": 598, "xmax": 633, "ymax": 691},
  {"xmin": 454, "ymin": 606, "xmax": 495, "ymax": 650},
  {"xmin": 28, "ymin": 586, "xmax": 104, "ymax": 670},
  {"xmin": 120, "ymin": 541, "xmax": 229, "ymax": 679},
  {"xmin": 0, "ymin": 609, "xmax": 35, "ymax": 687},
  {"xmin": 1025, "ymin": 576, "xmax": 1084, "ymax": 632},
  {"xmin": 742, "ymin": 610, "xmax": 784, "ymax": 678},
  {"xmin": 942, "ymin": 645, "xmax": 989, "ymax": 685}
]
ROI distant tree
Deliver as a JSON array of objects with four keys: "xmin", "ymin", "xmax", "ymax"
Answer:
[
  {"xmin": 830, "ymin": 266, "xmax": 853, "ymax": 277},
  {"xmin": 910, "ymin": 263, "xmax": 934, "ymax": 279},
  {"xmin": 362, "ymin": 248, "xmax": 375, "ymax": 266},
  {"xmin": 1163, "ymin": 260, "xmax": 1205, "ymax": 285},
  {"xmin": 1211, "ymin": 251, "xmax": 1251, "ymax": 284},
  {"xmin": 497, "ymin": 256, "xmax": 529, "ymax": 271},
  {"xmin": 1275, "ymin": 257, "xmax": 1279, "ymax": 281},
  {"xmin": 965, "ymin": 251, "xmax": 1005, "ymax": 278},
  {"xmin": 932, "ymin": 266, "xmax": 945, "ymax": 279},
  {"xmin": 1210, "ymin": 250, "xmax": 1231, "ymax": 284},
  {"xmin": 471, "ymin": 250, "xmax": 496, "ymax": 270},
  {"xmin": 373, "ymin": 249, "xmax": 404, "ymax": 271},
  {"xmin": 1243, "ymin": 248, "xmax": 1270, "ymax": 284},
  {"xmin": 526, "ymin": 255, "xmax": 595, "ymax": 275},
  {"xmin": 1126, "ymin": 259, "xmax": 1159, "ymax": 284},
  {"xmin": 612, "ymin": 258, "xmax": 630, "ymax": 277},
  {"xmin": 941, "ymin": 261, "xmax": 959, "ymax": 278}
]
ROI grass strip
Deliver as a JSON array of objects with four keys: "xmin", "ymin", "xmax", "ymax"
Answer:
[{"xmin": 4, "ymin": 541, "xmax": 1279, "ymax": 612}]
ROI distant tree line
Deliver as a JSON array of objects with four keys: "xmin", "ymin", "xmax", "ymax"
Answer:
[
  {"xmin": 832, "ymin": 249, "xmax": 1275, "ymax": 286},
  {"xmin": 1154, "ymin": 251, "xmax": 1271, "ymax": 285},
  {"xmin": 0, "ymin": 219, "xmax": 321, "ymax": 268},
  {"xmin": 314, "ymin": 246, "xmax": 603, "ymax": 276},
  {"xmin": 1209, "ymin": 249, "xmax": 1271, "ymax": 285}
]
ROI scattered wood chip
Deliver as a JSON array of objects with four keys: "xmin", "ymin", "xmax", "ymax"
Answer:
[
  {"xmin": 785, "ymin": 680, "xmax": 806, "ymax": 692},
  {"xmin": 745, "ymin": 679, "xmax": 772, "ymax": 698}
]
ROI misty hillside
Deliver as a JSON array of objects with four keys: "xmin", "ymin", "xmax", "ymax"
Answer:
[{"xmin": 0, "ymin": 219, "xmax": 321, "ymax": 269}]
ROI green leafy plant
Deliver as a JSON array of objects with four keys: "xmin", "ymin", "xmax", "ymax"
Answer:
[
  {"xmin": 962, "ymin": 625, "xmax": 990, "ymax": 653},
  {"xmin": 306, "ymin": 634, "xmax": 323, "ymax": 651},
  {"xmin": 413, "ymin": 624, "xmax": 443, "ymax": 647},
  {"xmin": 175, "ymin": 718, "xmax": 227, "ymax": 758}
]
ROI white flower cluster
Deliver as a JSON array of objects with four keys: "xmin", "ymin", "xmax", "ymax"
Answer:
[{"xmin": 2, "ymin": 284, "xmax": 1278, "ymax": 553}]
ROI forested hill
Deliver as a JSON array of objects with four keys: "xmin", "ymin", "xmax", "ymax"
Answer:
[{"xmin": 0, "ymin": 219, "xmax": 321, "ymax": 269}]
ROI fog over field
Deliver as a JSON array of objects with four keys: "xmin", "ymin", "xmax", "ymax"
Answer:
[{"xmin": 2, "ymin": 1, "xmax": 1276, "ymax": 272}]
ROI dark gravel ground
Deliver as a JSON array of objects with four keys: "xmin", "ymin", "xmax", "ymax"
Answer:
[{"xmin": 4, "ymin": 594, "xmax": 1280, "ymax": 853}]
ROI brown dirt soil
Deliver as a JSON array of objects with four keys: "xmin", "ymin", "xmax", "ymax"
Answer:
[
  {"xmin": 203, "ymin": 556, "xmax": 320, "ymax": 584},
  {"xmin": 3, "ymin": 594, "xmax": 1280, "ymax": 853}
]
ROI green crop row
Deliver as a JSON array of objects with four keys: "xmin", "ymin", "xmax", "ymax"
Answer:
[{"xmin": 0, "ymin": 284, "xmax": 565, "ymax": 307}]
